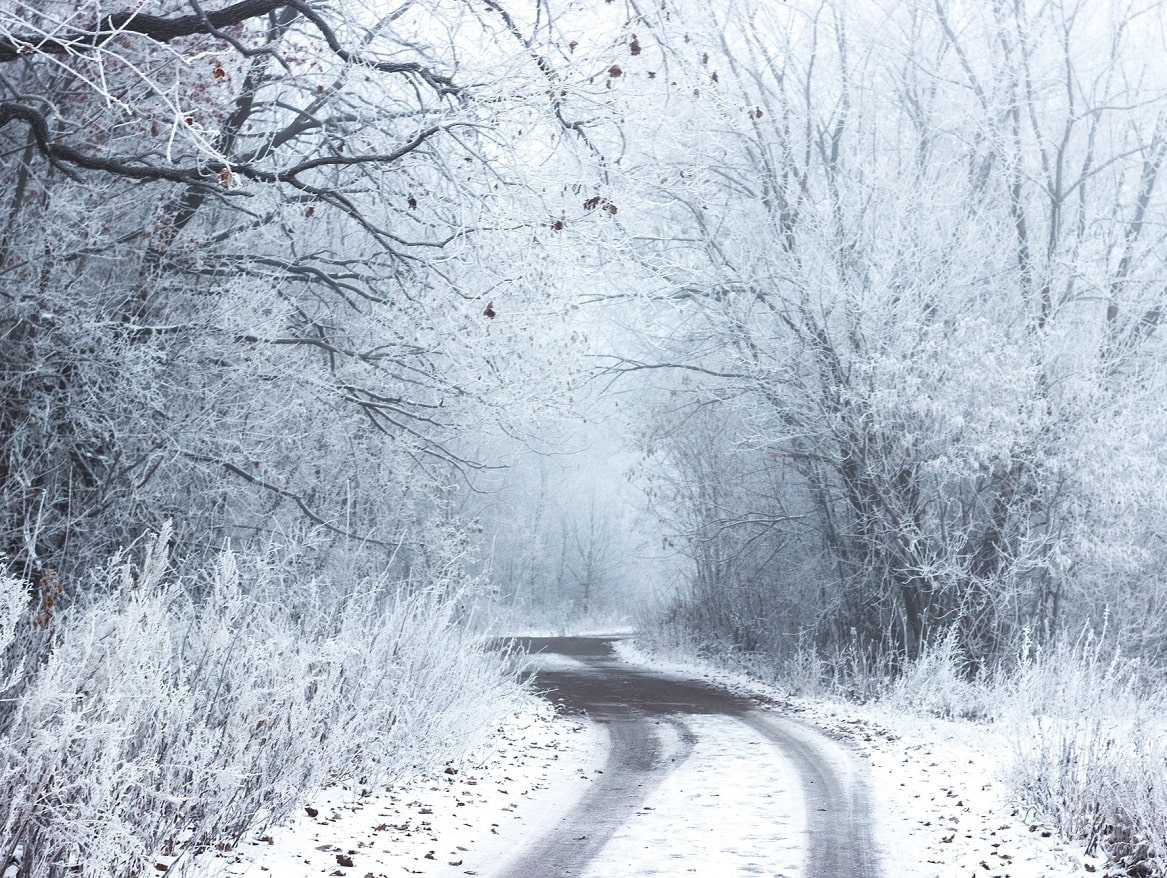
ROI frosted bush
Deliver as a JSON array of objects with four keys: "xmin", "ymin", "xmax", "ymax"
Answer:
[
  {"xmin": 0, "ymin": 527, "xmax": 521, "ymax": 878},
  {"xmin": 1000, "ymin": 633, "xmax": 1167, "ymax": 875},
  {"xmin": 0, "ymin": 571, "xmax": 23, "ymax": 655},
  {"xmin": 885, "ymin": 629, "xmax": 990, "ymax": 719}
]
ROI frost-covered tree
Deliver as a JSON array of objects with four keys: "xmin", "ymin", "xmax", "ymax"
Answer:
[
  {"xmin": 0, "ymin": 0, "xmax": 623, "ymax": 583},
  {"xmin": 0, "ymin": 3, "xmax": 645, "ymax": 875},
  {"xmin": 617, "ymin": 0, "xmax": 1167, "ymax": 664}
]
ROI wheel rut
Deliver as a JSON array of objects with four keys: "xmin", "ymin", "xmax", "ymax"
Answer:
[{"xmin": 497, "ymin": 636, "xmax": 880, "ymax": 878}]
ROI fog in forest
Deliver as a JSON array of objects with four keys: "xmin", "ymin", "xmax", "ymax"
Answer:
[{"xmin": 3, "ymin": 0, "xmax": 1167, "ymax": 874}]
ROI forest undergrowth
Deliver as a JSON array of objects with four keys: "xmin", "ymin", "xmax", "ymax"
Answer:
[
  {"xmin": 639, "ymin": 621, "xmax": 1167, "ymax": 878},
  {"xmin": 0, "ymin": 525, "xmax": 522, "ymax": 878}
]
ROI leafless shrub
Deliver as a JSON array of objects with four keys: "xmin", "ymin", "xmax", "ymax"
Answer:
[{"xmin": 0, "ymin": 525, "xmax": 519, "ymax": 878}]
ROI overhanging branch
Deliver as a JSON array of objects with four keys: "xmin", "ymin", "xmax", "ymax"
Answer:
[{"xmin": 0, "ymin": 0, "xmax": 460, "ymax": 94}]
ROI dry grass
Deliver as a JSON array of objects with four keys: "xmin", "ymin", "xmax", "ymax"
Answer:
[{"xmin": 0, "ymin": 525, "xmax": 521, "ymax": 878}]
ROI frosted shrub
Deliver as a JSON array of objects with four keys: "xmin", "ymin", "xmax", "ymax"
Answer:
[
  {"xmin": 886, "ymin": 630, "xmax": 990, "ymax": 719},
  {"xmin": 0, "ymin": 527, "xmax": 520, "ymax": 878},
  {"xmin": 1000, "ymin": 633, "xmax": 1167, "ymax": 875}
]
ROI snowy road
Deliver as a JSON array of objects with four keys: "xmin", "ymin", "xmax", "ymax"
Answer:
[
  {"xmin": 201, "ymin": 637, "xmax": 1098, "ymax": 878},
  {"xmin": 501, "ymin": 636, "xmax": 879, "ymax": 878}
]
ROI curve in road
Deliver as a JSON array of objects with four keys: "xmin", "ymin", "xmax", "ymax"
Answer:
[{"xmin": 499, "ymin": 636, "xmax": 880, "ymax": 878}]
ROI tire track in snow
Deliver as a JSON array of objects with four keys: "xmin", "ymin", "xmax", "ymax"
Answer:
[
  {"xmin": 499, "ymin": 636, "xmax": 879, "ymax": 878},
  {"xmin": 743, "ymin": 711, "xmax": 880, "ymax": 877}
]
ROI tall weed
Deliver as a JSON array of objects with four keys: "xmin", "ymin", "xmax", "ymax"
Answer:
[
  {"xmin": 0, "ymin": 526, "xmax": 520, "ymax": 878},
  {"xmin": 876, "ymin": 626, "xmax": 1167, "ymax": 873},
  {"xmin": 999, "ymin": 631, "xmax": 1167, "ymax": 875},
  {"xmin": 884, "ymin": 629, "xmax": 991, "ymax": 719}
]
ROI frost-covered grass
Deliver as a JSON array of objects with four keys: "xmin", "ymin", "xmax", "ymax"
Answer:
[
  {"xmin": 863, "ymin": 633, "xmax": 1167, "ymax": 876},
  {"xmin": 0, "ymin": 525, "xmax": 522, "ymax": 878},
  {"xmin": 997, "ymin": 636, "xmax": 1167, "ymax": 876}
]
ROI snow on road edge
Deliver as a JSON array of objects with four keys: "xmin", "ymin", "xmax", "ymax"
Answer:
[
  {"xmin": 615, "ymin": 639, "xmax": 1107, "ymax": 878},
  {"xmin": 189, "ymin": 696, "xmax": 608, "ymax": 878},
  {"xmin": 578, "ymin": 712, "xmax": 806, "ymax": 878}
]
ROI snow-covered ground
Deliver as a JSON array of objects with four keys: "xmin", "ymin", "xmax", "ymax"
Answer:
[
  {"xmin": 805, "ymin": 702, "xmax": 1102, "ymax": 877},
  {"xmin": 618, "ymin": 642, "xmax": 1107, "ymax": 878},
  {"xmin": 193, "ymin": 640, "xmax": 1106, "ymax": 878},
  {"xmin": 189, "ymin": 698, "xmax": 608, "ymax": 878}
]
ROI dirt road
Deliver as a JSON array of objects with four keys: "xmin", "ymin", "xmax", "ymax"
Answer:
[{"xmin": 499, "ymin": 636, "xmax": 880, "ymax": 878}]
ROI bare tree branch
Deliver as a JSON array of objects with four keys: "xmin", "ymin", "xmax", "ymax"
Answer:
[{"xmin": 0, "ymin": 0, "xmax": 460, "ymax": 94}]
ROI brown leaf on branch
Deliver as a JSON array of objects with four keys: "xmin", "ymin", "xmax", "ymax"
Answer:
[{"xmin": 34, "ymin": 569, "xmax": 63, "ymax": 629}]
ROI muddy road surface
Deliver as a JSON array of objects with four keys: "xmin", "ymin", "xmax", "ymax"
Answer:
[{"xmin": 499, "ymin": 636, "xmax": 879, "ymax": 878}]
